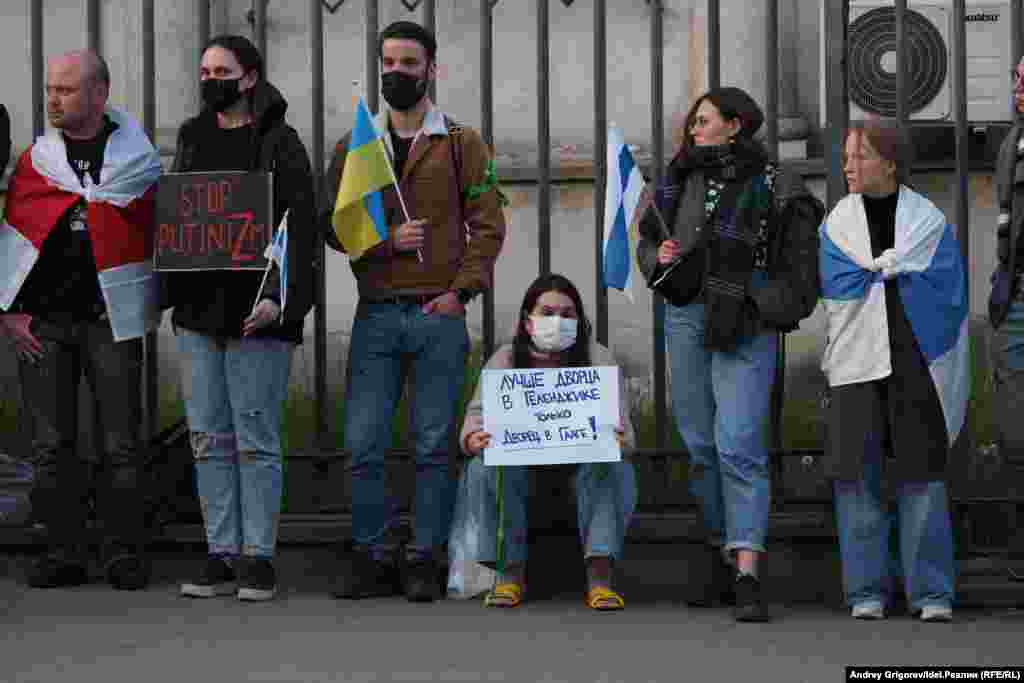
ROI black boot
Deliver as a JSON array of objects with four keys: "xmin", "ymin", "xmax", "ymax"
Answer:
[
  {"xmin": 26, "ymin": 547, "xmax": 89, "ymax": 589},
  {"xmin": 733, "ymin": 573, "xmax": 772, "ymax": 622},
  {"xmin": 104, "ymin": 542, "xmax": 151, "ymax": 591},
  {"xmin": 403, "ymin": 550, "xmax": 441, "ymax": 603},
  {"xmin": 686, "ymin": 545, "xmax": 736, "ymax": 608},
  {"xmin": 330, "ymin": 541, "xmax": 402, "ymax": 599},
  {"xmin": 99, "ymin": 462, "xmax": 151, "ymax": 591}
]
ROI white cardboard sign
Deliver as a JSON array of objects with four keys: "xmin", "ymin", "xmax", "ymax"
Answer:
[{"xmin": 481, "ymin": 366, "xmax": 621, "ymax": 466}]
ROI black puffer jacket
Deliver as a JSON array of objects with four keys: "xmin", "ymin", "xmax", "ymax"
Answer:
[{"xmin": 162, "ymin": 81, "xmax": 315, "ymax": 344}]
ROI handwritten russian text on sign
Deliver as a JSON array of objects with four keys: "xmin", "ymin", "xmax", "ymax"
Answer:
[
  {"xmin": 481, "ymin": 366, "xmax": 621, "ymax": 466},
  {"xmin": 154, "ymin": 171, "xmax": 274, "ymax": 271}
]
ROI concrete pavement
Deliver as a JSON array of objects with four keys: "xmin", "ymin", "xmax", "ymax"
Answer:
[{"xmin": 2, "ymin": 547, "xmax": 1023, "ymax": 683}]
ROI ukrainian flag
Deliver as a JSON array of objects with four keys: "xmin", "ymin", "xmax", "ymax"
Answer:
[{"xmin": 332, "ymin": 98, "xmax": 396, "ymax": 260}]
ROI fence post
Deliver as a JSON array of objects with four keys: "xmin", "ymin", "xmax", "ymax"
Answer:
[
  {"xmin": 824, "ymin": 0, "xmax": 849, "ymax": 210},
  {"xmin": 594, "ymin": 0, "xmax": 607, "ymax": 346},
  {"xmin": 311, "ymin": 0, "xmax": 328, "ymax": 449},
  {"xmin": 651, "ymin": 0, "xmax": 668, "ymax": 449},
  {"xmin": 538, "ymin": 0, "xmax": 551, "ymax": 276},
  {"xmin": 481, "ymin": 0, "xmax": 496, "ymax": 360}
]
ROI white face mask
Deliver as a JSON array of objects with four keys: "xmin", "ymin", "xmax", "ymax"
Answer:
[{"xmin": 529, "ymin": 315, "xmax": 578, "ymax": 353}]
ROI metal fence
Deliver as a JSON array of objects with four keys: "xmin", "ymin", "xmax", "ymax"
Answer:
[{"xmin": 19, "ymin": 1, "xmax": 1024, "ymax": 539}]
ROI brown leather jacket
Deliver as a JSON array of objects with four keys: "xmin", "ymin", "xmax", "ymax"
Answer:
[{"xmin": 320, "ymin": 105, "xmax": 506, "ymax": 300}]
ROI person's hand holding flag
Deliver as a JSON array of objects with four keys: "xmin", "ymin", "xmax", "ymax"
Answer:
[
  {"xmin": 248, "ymin": 209, "xmax": 288, "ymax": 335},
  {"xmin": 333, "ymin": 97, "xmax": 421, "ymax": 262}
]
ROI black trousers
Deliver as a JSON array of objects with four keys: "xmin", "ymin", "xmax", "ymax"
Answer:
[{"xmin": 18, "ymin": 315, "xmax": 147, "ymax": 555}]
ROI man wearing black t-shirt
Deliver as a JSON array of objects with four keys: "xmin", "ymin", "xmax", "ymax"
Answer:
[{"xmin": 0, "ymin": 50, "xmax": 161, "ymax": 590}]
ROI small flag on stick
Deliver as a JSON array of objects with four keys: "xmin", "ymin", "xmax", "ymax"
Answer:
[{"xmin": 602, "ymin": 125, "xmax": 647, "ymax": 303}]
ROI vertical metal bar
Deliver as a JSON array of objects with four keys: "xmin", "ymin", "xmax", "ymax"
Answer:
[
  {"xmin": 425, "ymin": 0, "xmax": 437, "ymax": 104},
  {"xmin": 765, "ymin": 0, "xmax": 778, "ymax": 156},
  {"xmin": 254, "ymin": 0, "xmax": 268, "ymax": 64},
  {"xmin": 952, "ymin": 0, "xmax": 968, "ymax": 261},
  {"xmin": 538, "ymin": 0, "xmax": 551, "ymax": 275},
  {"xmin": 311, "ymin": 0, "xmax": 328, "ymax": 447},
  {"xmin": 894, "ymin": 0, "xmax": 906, "ymax": 123},
  {"xmin": 950, "ymin": 0, "xmax": 970, "ymax": 489},
  {"xmin": 87, "ymin": 0, "xmax": 101, "ymax": 54},
  {"xmin": 142, "ymin": 0, "xmax": 158, "ymax": 442},
  {"xmin": 32, "ymin": 0, "xmax": 44, "ymax": 139},
  {"xmin": 594, "ymin": 0, "xmax": 607, "ymax": 346},
  {"xmin": 765, "ymin": 0, "xmax": 784, "ymax": 465},
  {"xmin": 825, "ymin": 0, "xmax": 849, "ymax": 209},
  {"xmin": 197, "ymin": 0, "xmax": 212, "ymax": 113},
  {"xmin": 481, "ymin": 0, "xmax": 496, "ymax": 359},
  {"xmin": 199, "ymin": 0, "xmax": 211, "ymax": 46},
  {"xmin": 707, "ymin": 0, "xmax": 720, "ymax": 91},
  {"xmin": 1013, "ymin": 0, "xmax": 1023, "ymax": 120},
  {"xmin": 142, "ymin": 1, "xmax": 155, "ymax": 142},
  {"xmin": 1014, "ymin": 0, "xmax": 1023, "ymax": 62},
  {"xmin": 366, "ymin": 0, "xmax": 379, "ymax": 114},
  {"xmin": 87, "ymin": 0, "xmax": 103, "ymax": 479},
  {"xmin": 651, "ymin": 0, "xmax": 668, "ymax": 449}
]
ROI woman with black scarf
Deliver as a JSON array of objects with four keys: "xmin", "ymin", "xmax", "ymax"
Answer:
[{"xmin": 637, "ymin": 87, "xmax": 822, "ymax": 622}]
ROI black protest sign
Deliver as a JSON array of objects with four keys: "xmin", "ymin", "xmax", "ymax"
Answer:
[{"xmin": 154, "ymin": 171, "xmax": 274, "ymax": 271}]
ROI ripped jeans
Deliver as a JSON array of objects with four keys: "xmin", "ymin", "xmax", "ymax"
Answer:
[{"xmin": 177, "ymin": 329, "xmax": 294, "ymax": 558}]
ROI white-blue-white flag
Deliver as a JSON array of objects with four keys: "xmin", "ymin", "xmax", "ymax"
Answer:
[
  {"xmin": 603, "ymin": 126, "xmax": 646, "ymax": 302},
  {"xmin": 256, "ymin": 210, "xmax": 288, "ymax": 321}
]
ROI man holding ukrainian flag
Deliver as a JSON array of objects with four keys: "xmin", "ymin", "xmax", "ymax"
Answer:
[{"xmin": 322, "ymin": 21, "xmax": 507, "ymax": 604}]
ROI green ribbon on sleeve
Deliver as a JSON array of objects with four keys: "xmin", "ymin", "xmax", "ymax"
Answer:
[{"xmin": 465, "ymin": 158, "xmax": 509, "ymax": 207}]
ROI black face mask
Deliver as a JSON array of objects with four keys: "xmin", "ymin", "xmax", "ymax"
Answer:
[
  {"xmin": 201, "ymin": 77, "xmax": 245, "ymax": 113},
  {"xmin": 381, "ymin": 70, "xmax": 428, "ymax": 112}
]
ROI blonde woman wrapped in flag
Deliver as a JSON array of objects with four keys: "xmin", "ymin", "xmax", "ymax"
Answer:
[{"xmin": 820, "ymin": 118, "xmax": 967, "ymax": 623}]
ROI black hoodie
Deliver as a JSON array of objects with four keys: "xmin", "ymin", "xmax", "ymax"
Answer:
[{"xmin": 163, "ymin": 80, "xmax": 315, "ymax": 344}]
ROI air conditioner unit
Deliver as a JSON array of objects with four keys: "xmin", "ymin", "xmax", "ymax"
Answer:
[{"xmin": 819, "ymin": 0, "xmax": 1012, "ymax": 124}]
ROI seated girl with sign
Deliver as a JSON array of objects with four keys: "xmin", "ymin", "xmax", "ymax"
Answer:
[{"xmin": 457, "ymin": 273, "xmax": 636, "ymax": 610}]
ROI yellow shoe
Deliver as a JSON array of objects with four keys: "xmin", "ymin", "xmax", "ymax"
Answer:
[
  {"xmin": 585, "ymin": 586, "xmax": 625, "ymax": 611},
  {"xmin": 484, "ymin": 582, "xmax": 523, "ymax": 608}
]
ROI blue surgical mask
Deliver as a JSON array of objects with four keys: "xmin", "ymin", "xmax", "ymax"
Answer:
[{"xmin": 529, "ymin": 315, "xmax": 578, "ymax": 353}]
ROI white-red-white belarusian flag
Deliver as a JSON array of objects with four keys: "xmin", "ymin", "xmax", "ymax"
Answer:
[{"xmin": 0, "ymin": 107, "xmax": 162, "ymax": 341}]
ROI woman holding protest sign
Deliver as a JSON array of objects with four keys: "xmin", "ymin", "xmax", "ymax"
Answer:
[
  {"xmin": 456, "ymin": 273, "xmax": 636, "ymax": 610},
  {"xmin": 163, "ymin": 35, "xmax": 315, "ymax": 602},
  {"xmin": 636, "ymin": 87, "xmax": 823, "ymax": 621}
]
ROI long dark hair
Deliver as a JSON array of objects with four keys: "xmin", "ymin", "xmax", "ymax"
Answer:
[
  {"xmin": 672, "ymin": 87, "xmax": 770, "ymax": 167},
  {"xmin": 512, "ymin": 273, "xmax": 592, "ymax": 369},
  {"xmin": 204, "ymin": 35, "xmax": 264, "ymax": 79}
]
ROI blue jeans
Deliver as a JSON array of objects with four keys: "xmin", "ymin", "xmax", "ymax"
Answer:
[
  {"xmin": 665, "ymin": 300, "xmax": 776, "ymax": 553},
  {"xmin": 178, "ymin": 329, "xmax": 294, "ymax": 558},
  {"xmin": 460, "ymin": 458, "xmax": 637, "ymax": 565},
  {"xmin": 344, "ymin": 300, "xmax": 469, "ymax": 554},
  {"xmin": 992, "ymin": 298, "xmax": 1024, "ymax": 467},
  {"xmin": 833, "ymin": 444, "xmax": 956, "ymax": 611}
]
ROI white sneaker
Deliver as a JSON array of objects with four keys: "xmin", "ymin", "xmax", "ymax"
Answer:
[
  {"xmin": 919, "ymin": 604, "xmax": 953, "ymax": 622},
  {"xmin": 851, "ymin": 602, "xmax": 885, "ymax": 620}
]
